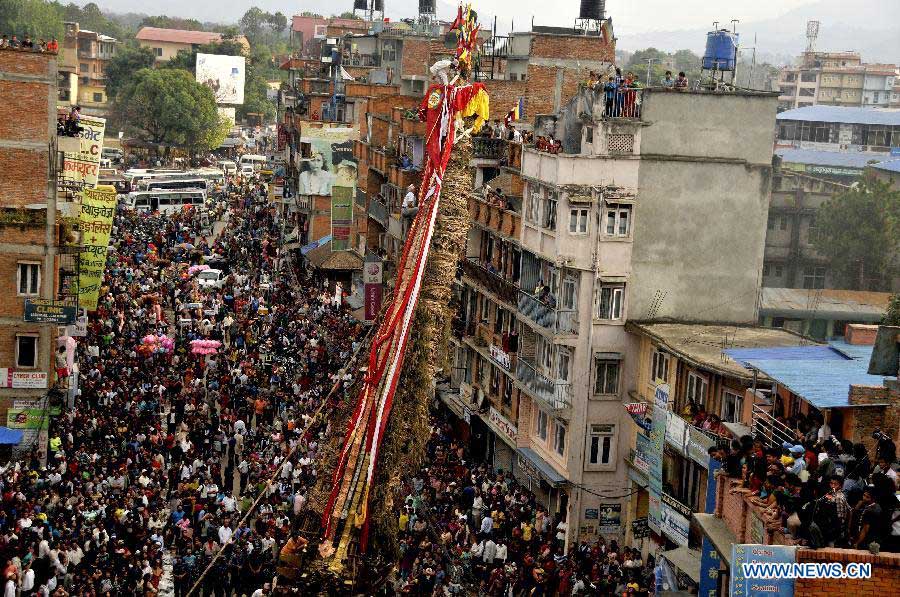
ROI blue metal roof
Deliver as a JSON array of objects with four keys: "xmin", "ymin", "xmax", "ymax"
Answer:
[
  {"xmin": 724, "ymin": 343, "xmax": 887, "ymax": 409},
  {"xmin": 776, "ymin": 148, "xmax": 887, "ymax": 169},
  {"xmin": 776, "ymin": 105, "xmax": 900, "ymax": 126},
  {"xmin": 872, "ymin": 159, "xmax": 900, "ymax": 174}
]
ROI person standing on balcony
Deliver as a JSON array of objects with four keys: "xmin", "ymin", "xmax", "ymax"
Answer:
[{"xmin": 401, "ymin": 184, "xmax": 418, "ymax": 236}]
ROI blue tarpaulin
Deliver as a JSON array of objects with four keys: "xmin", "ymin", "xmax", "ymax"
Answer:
[{"xmin": 0, "ymin": 427, "xmax": 24, "ymax": 445}]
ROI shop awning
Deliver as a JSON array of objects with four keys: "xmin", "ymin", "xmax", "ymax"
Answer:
[
  {"xmin": 517, "ymin": 447, "xmax": 566, "ymax": 486},
  {"xmin": 693, "ymin": 513, "xmax": 737, "ymax": 567},
  {"xmin": 661, "ymin": 546, "xmax": 701, "ymax": 584},
  {"xmin": 306, "ymin": 243, "xmax": 364, "ymax": 270},
  {"xmin": 0, "ymin": 427, "xmax": 24, "ymax": 445}
]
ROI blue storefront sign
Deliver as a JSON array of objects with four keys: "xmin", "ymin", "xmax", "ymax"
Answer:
[
  {"xmin": 730, "ymin": 544, "xmax": 797, "ymax": 597},
  {"xmin": 698, "ymin": 458, "xmax": 723, "ymax": 597}
]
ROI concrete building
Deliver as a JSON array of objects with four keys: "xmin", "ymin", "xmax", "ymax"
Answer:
[
  {"xmin": 757, "ymin": 287, "xmax": 893, "ymax": 339},
  {"xmin": 57, "ymin": 22, "xmax": 117, "ymax": 116},
  {"xmin": 776, "ymin": 105, "xmax": 900, "ymax": 154},
  {"xmin": 442, "ymin": 84, "xmax": 778, "ymax": 550},
  {"xmin": 0, "ymin": 46, "xmax": 72, "ymax": 462},
  {"xmin": 135, "ymin": 27, "xmax": 250, "ymax": 63},
  {"xmin": 776, "ymin": 51, "xmax": 898, "ymax": 111}
]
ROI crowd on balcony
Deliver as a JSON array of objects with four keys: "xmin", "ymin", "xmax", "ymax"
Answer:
[
  {"xmin": 481, "ymin": 185, "xmax": 512, "ymax": 211},
  {"xmin": 392, "ymin": 415, "xmax": 657, "ymax": 595},
  {"xmin": 721, "ymin": 411, "xmax": 899, "ymax": 552},
  {"xmin": 0, "ymin": 35, "xmax": 58, "ymax": 52}
]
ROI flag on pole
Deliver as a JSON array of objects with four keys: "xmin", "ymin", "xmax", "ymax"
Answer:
[{"xmin": 505, "ymin": 97, "xmax": 524, "ymax": 126}]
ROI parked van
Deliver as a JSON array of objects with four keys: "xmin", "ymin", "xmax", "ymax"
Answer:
[{"xmin": 220, "ymin": 161, "xmax": 237, "ymax": 176}]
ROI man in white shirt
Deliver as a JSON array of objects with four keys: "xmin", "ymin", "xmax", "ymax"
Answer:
[
  {"xmin": 401, "ymin": 184, "xmax": 418, "ymax": 235},
  {"xmin": 218, "ymin": 522, "xmax": 234, "ymax": 545}
]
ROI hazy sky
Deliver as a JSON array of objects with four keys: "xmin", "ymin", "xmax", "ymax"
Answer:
[{"xmin": 461, "ymin": 0, "xmax": 821, "ymax": 32}]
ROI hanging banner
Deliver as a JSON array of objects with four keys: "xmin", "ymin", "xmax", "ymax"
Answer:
[
  {"xmin": 666, "ymin": 411, "xmax": 688, "ymax": 455},
  {"xmin": 7, "ymin": 407, "xmax": 49, "ymax": 464},
  {"xmin": 687, "ymin": 426, "xmax": 717, "ymax": 468},
  {"xmin": 363, "ymin": 257, "xmax": 383, "ymax": 323},
  {"xmin": 77, "ymin": 185, "xmax": 117, "ymax": 310},
  {"xmin": 62, "ymin": 115, "xmax": 106, "ymax": 190},
  {"xmin": 331, "ymin": 185, "xmax": 353, "ymax": 251},
  {"xmin": 648, "ymin": 383, "xmax": 669, "ymax": 534}
]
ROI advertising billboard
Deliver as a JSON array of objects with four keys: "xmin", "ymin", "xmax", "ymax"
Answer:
[
  {"xmin": 196, "ymin": 53, "xmax": 246, "ymax": 105},
  {"xmin": 61, "ymin": 114, "xmax": 106, "ymax": 190},
  {"xmin": 77, "ymin": 185, "xmax": 117, "ymax": 310},
  {"xmin": 297, "ymin": 125, "xmax": 358, "ymax": 196}
]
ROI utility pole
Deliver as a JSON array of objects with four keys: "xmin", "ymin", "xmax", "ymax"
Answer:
[{"xmin": 644, "ymin": 58, "xmax": 658, "ymax": 86}]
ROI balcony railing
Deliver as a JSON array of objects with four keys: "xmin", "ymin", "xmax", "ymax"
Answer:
[
  {"xmin": 517, "ymin": 290, "xmax": 578, "ymax": 334},
  {"xmin": 602, "ymin": 87, "xmax": 644, "ymax": 119},
  {"xmin": 473, "ymin": 137, "xmax": 507, "ymax": 159},
  {"xmin": 516, "ymin": 357, "xmax": 572, "ymax": 412},
  {"xmin": 469, "ymin": 195, "xmax": 521, "ymax": 238},
  {"xmin": 344, "ymin": 54, "xmax": 380, "ymax": 67},
  {"xmin": 368, "ymin": 196, "xmax": 389, "ymax": 227},
  {"xmin": 751, "ymin": 403, "xmax": 796, "ymax": 450},
  {"xmin": 461, "ymin": 257, "xmax": 519, "ymax": 306}
]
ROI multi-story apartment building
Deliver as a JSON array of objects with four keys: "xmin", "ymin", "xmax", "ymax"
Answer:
[
  {"xmin": 0, "ymin": 45, "xmax": 76, "ymax": 463},
  {"xmin": 57, "ymin": 22, "xmax": 117, "ymax": 116},
  {"xmin": 442, "ymin": 85, "xmax": 778, "ymax": 550},
  {"xmin": 776, "ymin": 51, "xmax": 898, "ymax": 111}
]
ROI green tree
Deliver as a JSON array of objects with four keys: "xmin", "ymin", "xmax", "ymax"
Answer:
[
  {"xmin": 113, "ymin": 68, "xmax": 226, "ymax": 151},
  {"xmin": 337, "ymin": 11, "xmax": 362, "ymax": 20},
  {"xmin": 139, "ymin": 15, "xmax": 205, "ymax": 31},
  {"xmin": 0, "ymin": 0, "xmax": 65, "ymax": 40},
  {"xmin": 239, "ymin": 7, "xmax": 267, "ymax": 45},
  {"xmin": 104, "ymin": 45, "xmax": 156, "ymax": 100},
  {"xmin": 884, "ymin": 293, "xmax": 900, "ymax": 326},
  {"xmin": 812, "ymin": 177, "xmax": 900, "ymax": 290}
]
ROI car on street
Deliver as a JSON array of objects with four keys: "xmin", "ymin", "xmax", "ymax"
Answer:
[{"xmin": 197, "ymin": 268, "xmax": 226, "ymax": 289}]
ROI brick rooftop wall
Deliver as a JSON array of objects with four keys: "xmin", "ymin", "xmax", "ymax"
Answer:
[{"xmin": 795, "ymin": 548, "xmax": 900, "ymax": 596}]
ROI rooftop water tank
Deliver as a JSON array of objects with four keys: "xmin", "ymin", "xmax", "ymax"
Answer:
[
  {"xmin": 419, "ymin": 0, "xmax": 436, "ymax": 14},
  {"xmin": 578, "ymin": 0, "xmax": 606, "ymax": 21},
  {"xmin": 702, "ymin": 30, "xmax": 738, "ymax": 71},
  {"xmin": 373, "ymin": 0, "xmax": 384, "ymax": 11},
  {"xmin": 353, "ymin": 0, "xmax": 367, "ymax": 10}
]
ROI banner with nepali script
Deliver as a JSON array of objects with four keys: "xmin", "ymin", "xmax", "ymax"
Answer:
[
  {"xmin": 77, "ymin": 185, "xmax": 116, "ymax": 310},
  {"xmin": 62, "ymin": 115, "xmax": 106, "ymax": 190}
]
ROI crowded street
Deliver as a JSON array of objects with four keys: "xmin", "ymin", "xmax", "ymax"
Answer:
[{"xmin": 0, "ymin": 178, "xmax": 366, "ymax": 596}]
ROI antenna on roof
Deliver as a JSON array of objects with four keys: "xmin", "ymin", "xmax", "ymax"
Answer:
[{"xmin": 805, "ymin": 20, "xmax": 820, "ymax": 54}]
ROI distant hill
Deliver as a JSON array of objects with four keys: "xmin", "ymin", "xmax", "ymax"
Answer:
[{"xmin": 615, "ymin": 0, "xmax": 900, "ymax": 65}]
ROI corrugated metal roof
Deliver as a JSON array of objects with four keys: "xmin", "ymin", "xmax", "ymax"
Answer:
[
  {"xmin": 775, "ymin": 148, "xmax": 887, "ymax": 169},
  {"xmin": 776, "ymin": 105, "xmax": 900, "ymax": 126},
  {"xmin": 871, "ymin": 159, "xmax": 900, "ymax": 173},
  {"xmin": 759, "ymin": 287, "xmax": 892, "ymax": 320},
  {"xmin": 724, "ymin": 342, "xmax": 887, "ymax": 409}
]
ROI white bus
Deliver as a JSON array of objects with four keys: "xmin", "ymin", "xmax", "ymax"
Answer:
[
  {"xmin": 141, "ymin": 178, "xmax": 208, "ymax": 192},
  {"xmin": 125, "ymin": 190, "xmax": 206, "ymax": 214},
  {"xmin": 239, "ymin": 154, "xmax": 267, "ymax": 171}
]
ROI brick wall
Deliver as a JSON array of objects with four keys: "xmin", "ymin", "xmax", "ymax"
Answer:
[
  {"xmin": 529, "ymin": 33, "xmax": 615, "ymax": 63},
  {"xmin": 795, "ymin": 548, "xmax": 900, "ymax": 597},
  {"xmin": 847, "ymin": 384, "xmax": 899, "ymax": 453},
  {"xmin": 846, "ymin": 324, "xmax": 879, "ymax": 345},
  {"xmin": 400, "ymin": 38, "xmax": 431, "ymax": 79},
  {"xmin": 0, "ymin": 48, "xmax": 55, "ymax": 210},
  {"xmin": 482, "ymin": 79, "xmax": 528, "ymax": 121}
]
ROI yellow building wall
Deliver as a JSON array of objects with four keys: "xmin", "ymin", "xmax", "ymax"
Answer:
[{"xmin": 138, "ymin": 40, "xmax": 194, "ymax": 63}]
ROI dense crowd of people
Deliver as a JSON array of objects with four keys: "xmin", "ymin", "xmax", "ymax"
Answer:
[
  {"xmin": 391, "ymin": 417, "xmax": 656, "ymax": 596},
  {"xmin": 722, "ymin": 412, "xmax": 900, "ymax": 551},
  {"xmin": 0, "ymin": 176, "xmax": 363, "ymax": 595}
]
